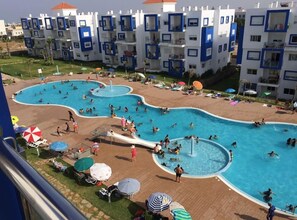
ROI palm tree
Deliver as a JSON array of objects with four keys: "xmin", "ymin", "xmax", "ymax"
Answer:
[
  {"xmin": 46, "ymin": 37, "xmax": 54, "ymax": 65},
  {"xmin": 2, "ymin": 37, "xmax": 11, "ymax": 58},
  {"xmin": 0, "ymin": 46, "xmax": 3, "ymax": 58},
  {"xmin": 187, "ymin": 69, "xmax": 195, "ymax": 86},
  {"xmin": 27, "ymin": 58, "xmax": 35, "ymax": 78}
]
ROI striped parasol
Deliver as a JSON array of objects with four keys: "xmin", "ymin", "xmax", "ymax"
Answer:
[
  {"xmin": 23, "ymin": 126, "xmax": 42, "ymax": 143},
  {"xmin": 147, "ymin": 192, "xmax": 172, "ymax": 213},
  {"xmin": 172, "ymin": 208, "xmax": 192, "ymax": 220}
]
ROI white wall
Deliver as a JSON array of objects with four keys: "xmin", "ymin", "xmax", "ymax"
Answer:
[{"xmin": 0, "ymin": 20, "xmax": 7, "ymax": 36}]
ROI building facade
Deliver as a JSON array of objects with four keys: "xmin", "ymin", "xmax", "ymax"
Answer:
[
  {"xmin": 21, "ymin": 1, "xmax": 236, "ymax": 77},
  {"xmin": 0, "ymin": 20, "xmax": 7, "ymax": 36},
  {"xmin": 238, "ymin": 2, "xmax": 297, "ymax": 100}
]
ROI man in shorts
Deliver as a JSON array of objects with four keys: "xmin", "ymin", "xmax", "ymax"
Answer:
[{"xmin": 174, "ymin": 164, "xmax": 184, "ymax": 183}]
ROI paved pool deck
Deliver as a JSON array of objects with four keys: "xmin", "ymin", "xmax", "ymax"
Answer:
[{"xmin": 4, "ymin": 73, "xmax": 296, "ymax": 220}]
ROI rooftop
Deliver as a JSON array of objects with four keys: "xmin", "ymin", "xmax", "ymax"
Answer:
[
  {"xmin": 51, "ymin": 2, "xmax": 77, "ymax": 11},
  {"xmin": 143, "ymin": 0, "xmax": 177, "ymax": 4}
]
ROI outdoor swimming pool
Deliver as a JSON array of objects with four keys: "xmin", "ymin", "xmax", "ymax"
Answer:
[{"xmin": 15, "ymin": 80, "xmax": 297, "ymax": 212}]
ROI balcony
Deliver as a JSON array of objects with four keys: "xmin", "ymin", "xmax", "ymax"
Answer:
[
  {"xmin": 124, "ymin": 50, "xmax": 137, "ymax": 57},
  {"xmin": 258, "ymin": 76, "xmax": 279, "ymax": 85},
  {"xmin": 264, "ymin": 42, "xmax": 285, "ymax": 49},
  {"xmin": 265, "ymin": 10, "xmax": 289, "ymax": 32}
]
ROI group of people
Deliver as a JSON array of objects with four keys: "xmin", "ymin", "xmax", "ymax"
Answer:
[
  {"xmin": 253, "ymin": 118, "xmax": 265, "ymax": 127},
  {"xmin": 286, "ymin": 138, "xmax": 296, "ymax": 147}
]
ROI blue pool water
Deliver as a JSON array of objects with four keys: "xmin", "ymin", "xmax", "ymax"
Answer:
[{"xmin": 15, "ymin": 80, "xmax": 297, "ymax": 212}]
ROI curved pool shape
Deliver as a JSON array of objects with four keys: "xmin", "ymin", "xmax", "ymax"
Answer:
[
  {"xmin": 14, "ymin": 80, "xmax": 297, "ymax": 212},
  {"xmin": 91, "ymin": 85, "xmax": 131, "ymax": 97},
  {"xmin": 153, "ymin": 138, "xmax": 230, "ymax": 177}
]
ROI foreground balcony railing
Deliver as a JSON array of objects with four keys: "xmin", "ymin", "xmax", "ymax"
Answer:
[{"xmin": 0, "ymin": 138, "xmax": 86, "ymax": 220}]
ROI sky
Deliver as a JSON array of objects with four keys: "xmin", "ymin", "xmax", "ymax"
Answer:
[{"xmin": 1, "ymin": 0, "xmax": 274, "ymax": 23}]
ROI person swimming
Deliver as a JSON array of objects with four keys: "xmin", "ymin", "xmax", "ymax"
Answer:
[
  {"xmin": 260, "ymin": 188, "xmax": 274, "ymax": 202},
  {"xmin": 267, "ymin": 151, "xmax": 279, "ymax": 158},
  {"xmin": 171, "ymin": 123, "xmax": 177, "ymax": 128}
]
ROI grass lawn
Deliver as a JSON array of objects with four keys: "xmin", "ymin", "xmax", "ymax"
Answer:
[{"xmin": 25, "ymin": 148, "xmax": 152, "ymax": 220}]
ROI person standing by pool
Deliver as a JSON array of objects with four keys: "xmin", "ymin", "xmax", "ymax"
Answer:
[
  {"xmin": 229, "ymin": 150, "xmax": 233, "ymax": 162},
  {"xmin": 266, "ymin": 203, "xmax": 275, "ymax": 220},
  {"xmin": 73, "ymin": 120, "xmax": 78, "ymax": 133},
  {"xmin": 174, "ymin": 164, "xmax": 184, "ymax": 183},
  {"xmin": 164, "ymin": 134, "xmax": 170, "ymax": 148},
  {"xmin": 131, "ymin": 145, "xmax": 137, "ymax": 162},
  {"xmin": 56, "ymin": 126, "xmax": 62, "ymax": 136},
  {"xmin": 65, "ymin": 122, "xmax": 70, "ymax": 132},
  {"xmin": 68, "ymin": 110, "xmax": 74, "ymax": 121}
]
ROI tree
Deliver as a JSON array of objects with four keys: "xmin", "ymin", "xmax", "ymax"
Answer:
[
  {"xmin": 2, "ymin": 37, "xmax": 11, "ymax": 58},
  {"xmin": 187, "ymin": 69, "xmax": 196, "ymax": 86},
  {"xmin": 27, "ymin": 58, "xmax": 35, "ymax": 78},
  {"xmin": 46, "ymin": 37, "xmax": 54, "ymax": 65}
]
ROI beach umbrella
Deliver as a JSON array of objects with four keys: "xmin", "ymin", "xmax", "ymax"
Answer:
[
  {"xmin": 14, "ymin": 126, "xmax": 27, "ymax": 134},
  {"xmin": 171, "ymin": 208, "xmax": 192, "ymax": 220},
  {"xmin": 49, "ymin": 141, "xmax": 68, "ymax": 152},
  {"xmin": 81, "ymin": 67, "xmax": 88, "ymax": 71},
  {"xmin": 177, "ymin": 81, "xmax": 185, "ymax": 86},
  {"xmin": 169, "ymin": 202, "xmax": 185, "ymax": 211},
  {"xmin": 90, "ymin": 163, "xmax": 112, "ymax": 181},
  {"xmin": 263, "ymin": 92, "xmax": 271, "ymax": 96},
  {"xmin": 11, "ymin": 116, "xmax": 19, "ymax": 125},
  {"xmin": 149, "ymin": 75, "xmax": 156, "ymax": 79},
  {"xmin": 23, "ymin": 126, "xmax": 42, "ymax": 143},
  {"xmin": 95, "ymin": 67, "xmax": 102, "ymax": 72},
  {"xmin": 117, "ymin": 178, "xmax": 140, "ymax": 196},
  {"xmin": 244, "ymin": 90, "xmax": 257, "ymax": 95},
  {"xmin": 108, "ymin": 68, "xmax": 115, "ymax": 72},
  {"xmin": 192, "ymin": 81, "xmax": 203, "ymax": 90},
  {"xmin": 225, "ymin": 88, "xmax": 236, "ymax": 93},
  {"xmin": 147, "ymin": 192, "xmax": 172, "ymax": 213},
  {"xmin": 74, "ymin": 157, "xmax": 94, "ymax": 172},
  {"xmin": 136, "ymin": 72, "xmax": 145, "ymax": 78}
]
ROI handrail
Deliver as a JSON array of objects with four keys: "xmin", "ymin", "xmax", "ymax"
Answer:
[{"xmin": 0, "ymin": 139, "xmax": 86, "ymax": 220}]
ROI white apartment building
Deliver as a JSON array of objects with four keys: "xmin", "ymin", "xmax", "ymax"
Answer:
[
  {"xmin": 21, "ymin": 1, "xmax": 236, "ymax": 78},
  {"xmin": 0, "ymin": 20, "xmax": 7, "ymax": 36},
  {"xmin": 21, "ymin": 2, "xmax": 100, "ymax": 61},
  {"xmin": 238, "ymin": 2, "xmax": 297, "ymax": 100},
  {"xmin": 6, "ymin": 25, "xmax": 24, "ymax": 37}
]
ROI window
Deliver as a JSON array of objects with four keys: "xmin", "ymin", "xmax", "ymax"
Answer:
[
  {"xmin": 218, "ymin": 45, "xmax": 222, "ymax": 53},
  {"xmin": 206, "ymin": 48, "xmax": 212, "ymax": 56},
  {"xmin": 231, "ymin": 16, "xmax": 234, "ymax": 22},
  {"xmin": 162, "ymin": 34, "xmax": 171, "ymax": 42},
  {"xmin": 207, "ymin": 34, "xmax": 212, "ymax": 41},
  {"xmin": 247, "ymin": 69, "xmax": 257, "ymax": 75},
  {"xmin": 203, "ymin": 18, "xmax": 209, "ymax": 26},
  {"xmin": 220, "ymin": 16, "xmax": 224, "ymax": 24},
  {"xmin": 231, "ymin": 41, "xmax": 235, "ymax": 47},
  {"xmin": 250, "ymin": 35, "xmax": 261, "ymax": 42},
  {"xmin": 289, "ymin": 54, "xmax": 297, "ymax": 61},
  {"xmin": 267, "ymin": 87, "xmax": 275, "ymax": 91},
  {"xmin": 83, "ymin": 32, "xmax": 90, "ymax": 37},
  {"xmin": 99, "ymin": 20, "xmax": 103, "ymax": 27},
  {"xmin": 163, "ymin": 61, "xmax": 169, "ymax": 68},
  {"xmin": 187, "ymin": 49, "xmax": 198, "ymax": 57},
  {"xmin": 289, "ymin": 35, "xmax": 297, "ymax": 45},
  {"xmin": 84, "ymin": 42, "xmax": 92, "ymax": 48},
  {"xmin": 284, "ymin": 70, "xmax": 297, "ymax": 81},
  {"xmin": 164, "ymin": 21, "xmax": 168, "ymax": 25},
  {"xmin": 247, "ymin": 51, "xmax": 260, "ymax": 60},
  {"xmin": 189, "ymin": 35, "xmax": 197, "ymax": 41},
  {"xmin": 79, "ymin": 20, "xmax": 86, "ymax": 27},
  {"xmin": 58, "ymin": 31, "xmax": 64, "ymax": 37},
  {"xmin": 189, "ymin": 64, "xmax": 196, "ymax": 69},
  {"xmin": 73, "ymin": 42, "xmax": 80, "ymax": 48},
  {"xmin": 118, "ymin": 33, "xmax": 125, "ymax": 40},
  {"xmin": 223, "ymin": 43, "xmax": 227, "ymax": 51},
  {"xmin": 250, "ymin": 16, "xmax": 265, "ymax": 26},
  {"xmin": 226, "ymin": 16, "xmax": 230, "ymax": 24},
  {"xmin": 201, "ymin": 63, "xmax": 205, "ymax": 68},
  {"xmin": 188, "ymin": 18, "xmax": 199, "ymax": 26},
  {"xmin": 284, "ymin": 88, "xmax": 295, "ymax": 95},
  {"xmin": 33, "ymin": 31, "xmax": 39, "ymax": 37},
  {"xmin": 69, "ymin": 20, "xmax": 76, "ymax": 27}
]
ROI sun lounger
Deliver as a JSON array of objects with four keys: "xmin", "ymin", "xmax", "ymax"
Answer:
[
  {"xmin": 154, "ymin": 82, "xmax": 165, "ymax": 89},
  {"xmin": 85, "ymin": 175, "xmax": 98, "ymax": 185},
  {"xmin": 224, "ymin": 95, "xmax": 235, "ymax": 101},
  {"xmin": 171, "ymin": 86, "xmax": 183, "ymax": 91}
]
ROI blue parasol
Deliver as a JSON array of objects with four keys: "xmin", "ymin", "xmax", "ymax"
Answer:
[
  {"xmin": 149, "ymin": 75, "xmax": 156, "ymax": 79},
  {"xmin": 14, "ymin": 126, "xmax": 27, "ymax": 134},
  {"xmin": 117, "ymin": 178, "xmax": 140, "ymax": 196},
  {"xmin": 108, "ymin": 68, "xmax": 115, "ymax": 72},
  {"xmin": 49, "ymin": 141, "xmax": 68, "ymax": 152},
  {"xmin": 225, "ymin": 88, "xmax": 236, "ymax": 93}
]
